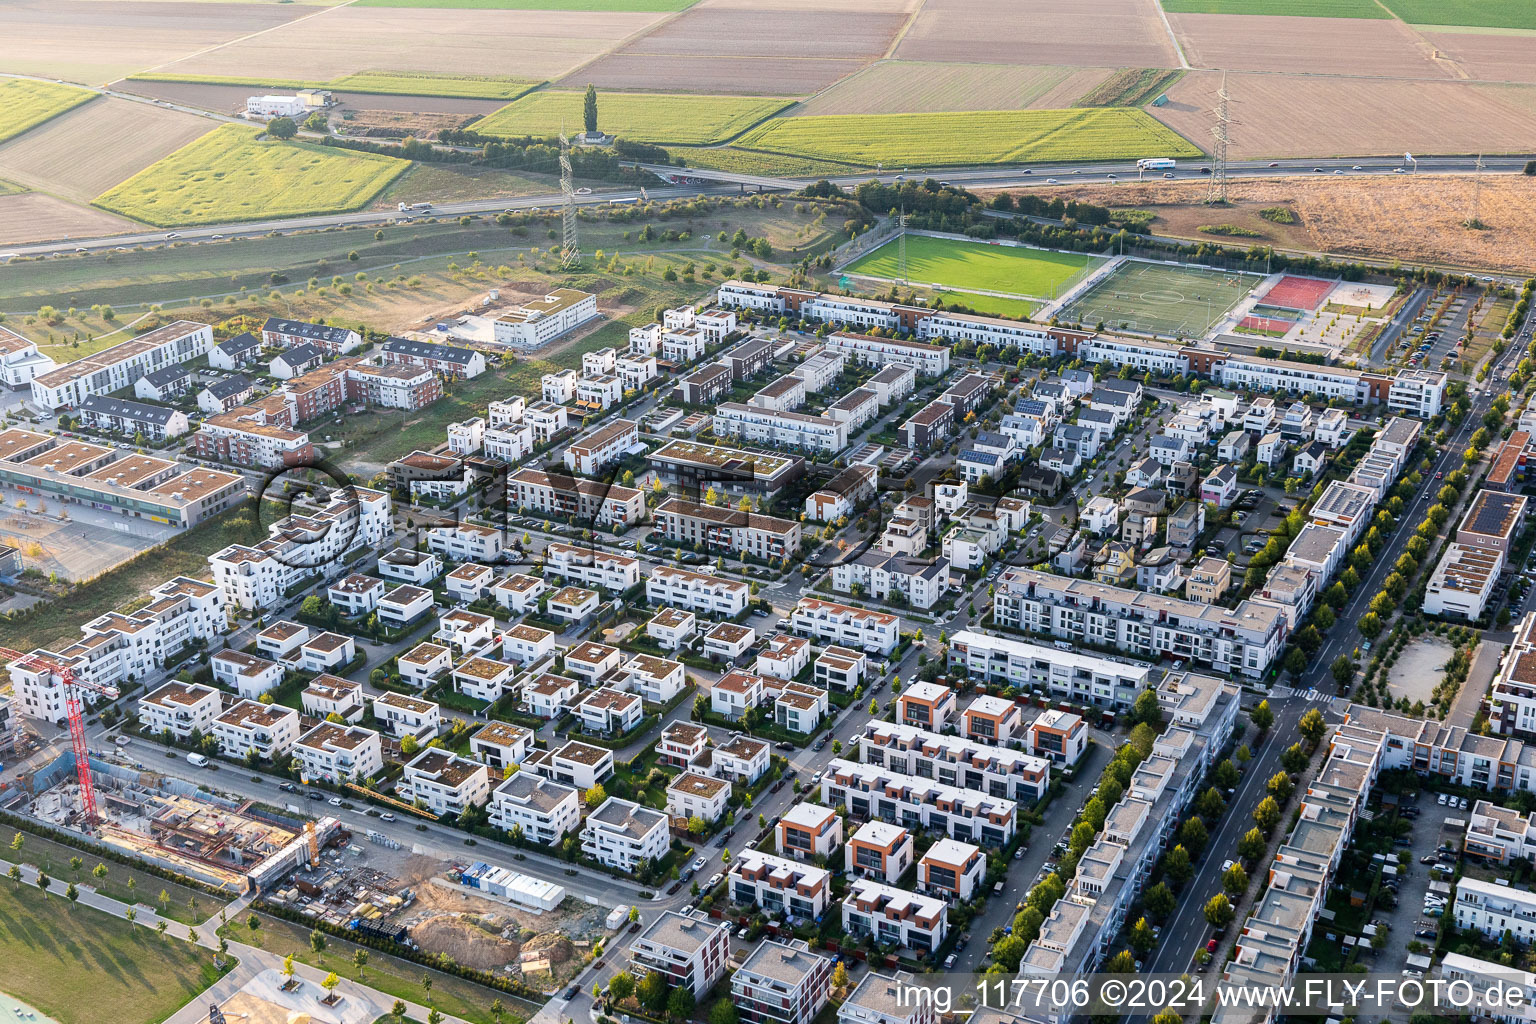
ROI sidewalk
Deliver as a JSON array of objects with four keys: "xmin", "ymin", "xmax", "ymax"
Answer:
[{"xmin": 0, "ymin": 857, "xmax": 469, "ymax": 1024}]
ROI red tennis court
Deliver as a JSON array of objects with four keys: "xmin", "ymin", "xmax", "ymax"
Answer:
[{"xmin": 1259, "ymin": 275, "xmax": 1336, "ymax": 311}]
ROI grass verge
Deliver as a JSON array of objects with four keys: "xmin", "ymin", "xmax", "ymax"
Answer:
[
  {"xmin": 1, "ymin": 831, "xmax": 226, "ymax": 924},
  {"xmin": 0, "ymin": 881, "xmax": 229, "ymax": 1024}
]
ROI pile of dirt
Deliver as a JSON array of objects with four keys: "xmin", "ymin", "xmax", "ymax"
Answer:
[
  {"xmin": 409, "ymin": 912, "xmax": 520, "ymax": 972},
  {"xmin": 523, "ymin": 932, "xmax": 575, "ymax": 964}
]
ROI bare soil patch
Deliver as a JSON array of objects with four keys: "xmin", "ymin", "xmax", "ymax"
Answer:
[
  {"xmin": 1169, "ymin": 12, "xmax": 1452, "ymax": 77},
  {"xmin": 0, "ymin": 96, "xmax": 214, "ymax": 202},
  {"xmin": 793, "ymin": 61, "xmax": 1115, "ymax": 115},
  {"xmin": 119, "ymin": 80, "xmax": 506, "ymax": 116},
  {"xmin": 896, "ymin": 0, "xmax": 1179, "ymax": 67},
  {"xmin": 170, "ymin": 7, "xmax": 666, "ymax": 81},
  {"xmin": 1388, "ymin": 636, "xmax": 1454, "ymax": 704},
  {"xmin": 1004, "ymin": 174, "xmax": 1536, "ymax": 274},
  {"xmin": 0, "ymin": 0, "xmax": 307, "ymax": 85},
  {"xmin": 1425, "ymin": 31, "xmax": 1536, "ymax": 84},
  {"xmin": 568, "ymin": 54, "xmax": 868, "ymax": 95},
  {"xmin": 0, "ymin": 192, "xmax": 139, "ymax": 244},
  {"xmin": 341, "ymin": 109, "xmax": 471, "ymax": 140},
  {"xmin": 1150, "ymin": 71, "xmax": 1536, "ymax": 159}
]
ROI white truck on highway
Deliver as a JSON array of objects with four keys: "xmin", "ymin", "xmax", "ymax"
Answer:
[
  {"xmin": 397, "ymin": 201, "xmax": 432, "ymax": 212},
  {"xmin": 1137, "ymin": 158, "xmax": 1177, "ymax": 171}
]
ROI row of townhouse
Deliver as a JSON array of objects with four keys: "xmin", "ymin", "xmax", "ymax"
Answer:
[
  {"xmin": 653, "ymin": 497, "xmax": 803, "ymax": 561},
  {"xmin": 12, "ymin": 576, "xmax": 226, "ymax": 723},
  {"xmin": 828, "ymin": 550, "xmax": 949, "ymax": 611},
  {"xmin": 991, "ymin": 566, "xmax": 1285, "ymax": 679},
  {"xmin": 790, "ymin": 597, "xmax": 901, "ymax": 656},
  {"xmin": 1019, "ymin": 673, "xmax": 1239, "ymax": 990},
  {"xmin": 562, "ymin": 418, "xmax": 639, "ymax": 476},
  {"xmin": 507, "ymin": 468, "xmax": 646, "ymax": 528},
  {"xmin": 858, "ymin": 719, "xmax": 1053, "ymax": 803},
  {"xmin": 715, "ymin": 281, "xmax": 1447, "ymax": 418},
  {"xmin": 207, "ymin": 487, "xmax": 392, "ymax": 612},
  {"xmin": 31, "ymin": 321, "xmax": 213, "ymax": 410},
  {"xmin": 542, "ymin": 541, "xmax": 641, "ymax": 592},
  {"xmin": 819, "ymin": 757, "xmax": 1018, "ymax": 847},
  {"xmin": 712, "ymin": 403, "xmax": 850, "ymax": 454},
  {"xmin": 946, "ymin": 629, "xmax": 1154, "ymax": 710}
]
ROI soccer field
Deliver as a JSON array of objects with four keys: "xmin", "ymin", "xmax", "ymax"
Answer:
[
  {"xmin": 1057, "ymin": 260, "xmax": 1263, "ymax": 338},
  {"xmin": 845, "ymin": 234, "xmax": 1103, "ymax": 300}
]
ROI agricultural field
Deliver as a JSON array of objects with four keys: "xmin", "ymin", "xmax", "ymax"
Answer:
[
  {"xmin": 670, "ymin": 146, "xmax": 873, "ymax": 177},
  {"xmin": 167, "ymin": 6, "xmax": 666, "ymax": 82},
  {"xmin": 1380, "ymin": 0, "xmax": 1536, "ymax": 29},
  {"xmin": 0, "ymin": 876, "xmax": 228, "ymax": 1024},
  {"xmin": 1167, "ymin": 13, "xmax": 1453, "ymax": 76},
  {"xmin": 1160, "ymin": 0, "xmax": 1386, "ymax": 16},
  {"xmin": 93, "ymin": 124, "xmax": 409, "ymax": 227},
  {"xmin": 357, "ymin": 0, "xmax": 696, "ymax": 7},
  {"xmin": 0, "ymin": 0, "xmax": 309, "ymax": 84},
  {"xmin": 791, "ymin": 61, "xmax": 1116, "ymax": 116},
  {"xmin": 734, "ymin": 108, "xmax": 1200, "ymax": 166},
  {"xmin": 473, "ymin": 90, "xmax": 790, "ymax": 144},
  {"xmin": 1056, "ymin": 259, "xmax": 1261, "ymax": 338},
  {"xmin": 1076, "ymin": 68, "xmax": 1185, "ymax": 106},
  {"xmin": 0, "ymin": 193, "xmax": 137, "ymax": 246},
  {"xmin": 376, "ymin": 164, "xmax": 571, "ymax": 208},
  {"xmin": 1017, "ymin": 174, "xmax": 1536, "ymax": 275},
  {"xmin": 846, "ymin": 235, "xmax": 1103, "ymax": 300},
  {"xmin": 1426, "ymin": 34, "xmax": 1536, "ymax": 84},
  {"xmin": 0, "ymin": 97, "xmax": 214, "ymax": 202},
  {"xmin": 896, "ymin": 0, "xmax": 1181, "ymax": 67},
  {"xmin": 1149, "ymin": 72, "xmax": 1536, "ymax": 159},
  {"xmin": 128, "ymin": 70, "xmax": 538, "ymax": 101},
  {"xmin": 569, "ymin": 3, "xmax": 907, "ymax": 94},
  {"xmin": 0, "ymin": 79, "xmax": 95, "ymax": 144}
]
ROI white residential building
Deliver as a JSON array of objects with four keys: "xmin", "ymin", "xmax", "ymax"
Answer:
[
  {"xmin": 212, "ymin": 700, "xmax": 301, "ymax": 761},
  {"xmin": 629, "ymin": 912, "xmax": 731, "ymax": 999},
  {"xmin": 790, "ymin": 598, "xmax": 901, "ymax": 655},
  {"xmin": 402, "ymin": 749, "xmax": 492, "ymax": 817},
  {"xmin": 841, "ymin": 879, "xmax": 949, "ymax": 952},
  {"xmin": 137, "ymin": 682, "xmax": 220, "ymax": 740},
  {"xmin": 947, "ymin": 630, "xmax": 1153, "ymax": 709},
  {"xmin": 666, "ymin": 771, "xmax": 733, "ymax": 823},
  {"xmin": 582, "ymin": 796, "xmax": 670, "ymax": 872},
  {"xmin": 647, "ymin": 565, "xmax": 750, "ymax": 617},
  {"xmin": 295, "ymin": 723, "xmax": 383, "ymax": 784},
  {"xmin": 730, "ymin": 851, "xmax": 833, "ymax": 920},
  {"xmin": 489, "ymin": 773, "xmax": 581, "ymax": 844}
]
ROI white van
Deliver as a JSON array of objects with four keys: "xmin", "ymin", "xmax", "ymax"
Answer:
[{"xmin": 186, "ymin": 753, "xmax": 209, "ymax": 767}]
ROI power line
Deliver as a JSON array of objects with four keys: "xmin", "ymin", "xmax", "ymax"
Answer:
[
  {"xmin": 1207, "ymin": 70, "xmax": 1235, "ymax": 206},
  {"xmin": 558, "ymin": 132, "xmax": 581, "ymax": 272}
]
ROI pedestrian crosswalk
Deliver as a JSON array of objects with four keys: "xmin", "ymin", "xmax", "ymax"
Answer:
[{"xmin": 1270, "ymin": 685, "xmax": 1325, "ymax": 702}]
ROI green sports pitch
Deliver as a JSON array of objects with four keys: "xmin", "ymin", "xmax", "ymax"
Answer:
[
  {"xmin": 1056, "ymin": 260, "xmax": 1263, "ymax": 339},
  {"xmin": 844, "ymin": 234, "xmax": 1103, "ymax": 301}
]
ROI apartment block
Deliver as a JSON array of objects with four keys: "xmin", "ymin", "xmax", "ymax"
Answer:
[
  {"xmin": 137, "ymin": 682, "xmax": 220, "ymax": 740},
  {"xmin": 859, "ymin": 719, "xmax": 1051, "ymax": 803},
  {"xmin": 917, "ymin": 838, "xmax": 985, "ymax": 902},
  {"xmin": 666, "ymin": 771, "xmax": 732, "ymax": 823},
  {"xmin": 582, "ymin": 796, "xmax": 670, "ymax": 872},
  {"xmin": 489, "ymin": 773, "xmax": 581, "ymax": 844},
  {"xmin": 821, "ymin": 757, "xmax": 1018, "ymax": 847},
  {"xmin": 372, "ymin": 692, "xmax": 441, "ymax": 739},
  {"xmin": 646, "ymin": 565, "xmax": 751, "ymax": 616},
  {"xmin": 842, "ymin": 879, "xmax": 948, "ymax": 952},
  {"xmin": 846, "ymin": 821, "xmax": 914, "ymax": 883},
  {"xmin": 212, "ymin": 700, "xmax": 301, "ymax": 761},
  {"xmin": 896, "ymin": 682, "xmax": 956, "ymax": 731},
  {"xmin": 712, "ymin": 403, "xmax": 848, "ymax": 454},
  {"xmin": 790, "ymin": 598, "xmax": 900, "ymax": 656},
  {"xmin": 295, "ymin": 722, "xmax": 383, "ymax": 784},
  {"xmin": 563, "ymin": 418, "xmax": 639, "ymax": 476},
  {"xmin": 732, "ymin": 939, "xmax": 832, "ymax": 1024},
  {"xmin": 402, "ymin": 749, "xmax": 491, "ymax": 816},
  {"xmin": 960, "ymin": 695, "xmax": 1023, "ymax": 746},
  {"xmin": 777, "ymin": 802, "xmax": 843, "ymax": 860},
  {"xmin": 629, "ymin": 912, "xmax": 731, "ymax": 998}
]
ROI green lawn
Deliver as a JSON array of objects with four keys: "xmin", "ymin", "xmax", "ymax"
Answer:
[
  {"xmin": 1160, "ymin": 0, "xmax": 1387, "ymax": 14},
  {"xmin": 846, "ymin": 235, "xmax": 1102, "ymax": 299},
  {"xmin": 0, "ymin": 881, "xmax": 228, "ymax": 1024},
  {"xmin": 1379, "ymin": 0, "xmax": 1536, "ymax": 28},
  {"xmin": 1, "ymin": 834, "xmax": 228, "ymax": 923},
  {"xmin": 0, "ymin": 79, "xmax": 96, "ymax": 144},
  {"xmin": 226, "ymin": 913, "xmax": 529, "ymax": 1024},
  {"xmin": 927, "ymin": 291, "xmax": 1041, "ymax": 318},
  {"xmin": 734, "ymin": 108, "xmax": 1201, "ymax": 166},
  {"xmin": 473, "ymin": 91, "xmax": 790, "ymax": 145},
  {"xmin": 355, "ymin": 0, "xmax": 694, "ymax": 7},
  {"xmin": 94, "ymin": 124, "xmax": 409, "ymax": 226},
  {"xmin": 127, "ymin": 71, "xmax": 537, "ymax": 101}
]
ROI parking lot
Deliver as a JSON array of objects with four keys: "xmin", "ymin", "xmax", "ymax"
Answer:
[{"xmin": 1368, "ymin": 790, "xmax": 1465, "ymax": 978}]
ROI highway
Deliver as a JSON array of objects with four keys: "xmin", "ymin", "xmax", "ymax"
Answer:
[{"xmin": 5, "ymin": 154, "xmax": 1529, "ymax": 261}]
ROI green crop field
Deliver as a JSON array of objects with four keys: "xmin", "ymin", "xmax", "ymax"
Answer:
[
  {"xmin": 127, "ymin": 71, "xmax": 537, "ymax": 101},
  {"xmin": 94, "ymin": 124, "xmax": 409, "ymax": 227},
  {"xmin": 1379, "ymin": 0, "xmax": 1536, "ymax": 28},
  {"xmin": 670, "ymin": 146, "xmax": 869, "ymax": 177},
  {"xmin": 847, "ymin": 234, "xmax": 1103, "ymax": 299},
  {"xmin": 1057, "ymin": 259, "xmax": 1262, "ymax": 338},
  {"xmin": 0, "ymin": 80, "xmax": 96, "ymax": 144},
  {"xmin": 354, "ymin": 0, "xmax": 694, "ymax": 8},
  {"xmin": 735, "ymin": 108, "xmax": 1200, "ymax": 167},
  {"xmin": 473, "ymin": 91, "xmax": 790, "ymax": 145},
  {"xmin": 0, "ymin": 879, "xmax": 229, "ymax": 1024},
  {"xmin": 1159, "ymin": 0, "xmax": 1387, "ymax": 15}
]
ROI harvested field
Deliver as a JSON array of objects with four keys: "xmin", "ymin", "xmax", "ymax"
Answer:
[
  {"xmin": 1161, "ymin": 0, "xmax": 1386, "ymax": 15},
  {"xmin": 1077, "ymin": 68, "xmax": 1185, "ymax": 106},
  {"xmin": 1001, "ymin": 175, "xmax": 1536, "ymax": 275},
  {"xmin": 735, "ymin": 108, "xmax": 1200, "ymax": 166},
  {"xmin": 169, "ymin": 7, "xmax": 666, "ymax": 82},
  {"xmin": 120, "ymin": 80, "xmax": 506, "ymax": 117},
  {"xmin": 792, "ymin": 62, "xmax": 1116, "ymax": 116},
  {"xmin": 0, "ymin": 0, "xmax": 308, "ymax": 85},
  {"xmin": 1169, "ymin": 12, "xmax": 1452, "ymax": 77},
  {"xmin": 1381, "ymin": 0, "xmax": 1536, "ymax": 30},
  {"xmin": 0, "ymin": 97, "xmax": 214, "ymax": 202},
  {"xmin": 0, "ymin": 193, "xmax": 139, "ymax": 245},
  {"xmin": 897, "ymin": 0, "xmax": 1179, "ymax": 68},
  {"xmin": 1425, "ymin": 34, "xmax": 1536, "ymax": 85},
  {"xmin": 376, "ymin": 164, "xmax": 570, "ymax": 207},
  {"xmin": 568, "ymin": 4, "xmax": 907, "ymax": 94},
  {"xmin": 94, "ymin": 123, "xmax": 409, "ymax": 226},
  {"xmin": 473, "ymin": 90, "xmax": 790, "ymax": 144},
  {"xmin": 127, "ymin": 70, "xmax": 538, "ymax": 100},
  {"xmin": 357, "ymin": 0, "xmax": 695, "ymax": 8},
  {"xmin": 0, "ymin": 80, "xmax": 95, "ymax": 144},
  {"xmin": 1149, "ymin": 72, "xmax": 1536, "ymax": 159}
]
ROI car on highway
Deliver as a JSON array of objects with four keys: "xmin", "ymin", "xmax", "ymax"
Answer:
[
  {"xmin": 1162, "ymin": 171, "xmax": 1174, "ymax": 178},
  {"xmin": 1046, "ymin": 178, "xmax": 1058, "ymax": 184}
]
